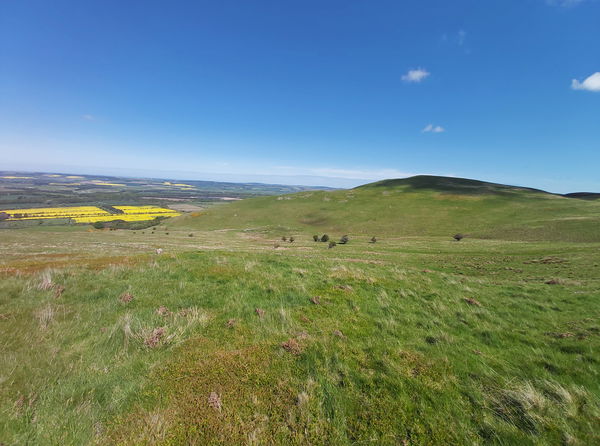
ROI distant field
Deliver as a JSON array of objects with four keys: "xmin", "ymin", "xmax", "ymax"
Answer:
[
  {"xmin": 0, "ymin": 205, "xmax": 180, "ymax": 223},
  {"xmin": 0, "ymin": 171, "xmax": 332, "ymax": 211}
]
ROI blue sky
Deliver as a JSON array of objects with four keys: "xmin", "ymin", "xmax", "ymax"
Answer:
[{"xmin": 0, "ymin": 0, "xmax": 598, "ymax": 191}]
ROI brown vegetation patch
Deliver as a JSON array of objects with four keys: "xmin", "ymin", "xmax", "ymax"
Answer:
[
  {"xmin": 156, "ymin": 306, "xmax": 172, "ymax": 316},
  {"xmin": 310, "ymin": 296, "xmax": 321, "ymax": 305},
  {"xmin": 333, "ymin": 329, "xmax": 345, "ymax": 338},
  {"xmin": 53, "ymin": 284, "xmax": 65, "ymax": 298},
  {"xmin": 524, "ymin": 257, "xmax": 568, "ymax": 265},
  {"xmin": 546, "ymin": 332, "xmax": 575, "ymax": 339},
  {"xmin": 255, "ymin": 308, "xmax": 266, "ymax": 318},
  {"xmin": 463, "ymin": 297, "xmax": 482, "ymax": 307},
  {"xmin": 226, "ymin": 318, "xmax": 236, "ymax": 328},
  {"xmin": 207, "ymin": 392, "xmax": 222, "ymax": 411},
  {"xmin": 144, "ymin": 327, "xmax": 165, "ymax": 348},
  {"xmin": 281, "ymin": 338, "xmax": 303, "ymax": 355},
  {"xmin": 120, "ymin": 292, "xmax": 134, "ymax": 303}
]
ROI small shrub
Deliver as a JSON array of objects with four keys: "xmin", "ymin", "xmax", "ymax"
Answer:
[
  {"xmin": 289, "ymin": 236, "xmax": 294, "ymax": 243},
  {"xmin": 274, "ymin": 243, "xmax": 280, "ymax": 249},
  {"xmin": 370, "ymin": 236, "xmax": 377, "ymax": 243},
  {"xmin": 93, "ymin": 221, "xmax": 105, "ymax": 230},
  {"xmin": 282, "ymin": 236, "xmax": 287, "ymax": 242},
  {"xmin": 454, "ymin": 233, "xmax": 464, "ymax": 242},
  {"xmin": 339, "ymin": 235, "xmax": 349, "ymax": 244},
  {"xmin": 328, "ymin": 241, "xmax": 336, "ymax": 248},
  {"xmin": 188, "ymin": 233, "xmax": 194, "ymax": 237},
  {"xmin": 313, "ymin": 235, "xmax": 319, "ymax": 242},
  {"xmin": 321, "ymin": 234, "xmax": 329, "ymax": 242}
]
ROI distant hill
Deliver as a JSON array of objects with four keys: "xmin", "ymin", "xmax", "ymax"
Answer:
[
  {"xmin": 361, "ymin": 175, "xmax": 554, "ymax": 196},
  {"xmin": 177, "ymin": 175, "xmax": 600, "ymax": 242},
  {"xmin": 564, "ymin": 192, "xmax": 600, "ymax": 200}
]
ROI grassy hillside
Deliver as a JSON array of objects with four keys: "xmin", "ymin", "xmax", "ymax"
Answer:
[
  {"xmin": 2, "ymin": 176, "xmax": 600, "ymax": 445},
  {"xmin": 1, "ymin": 228, "xmax": 599, "ymax": 445},
  {"xmin": 175, "ymin": 176, "xmax": 600, "ymax": 242}
]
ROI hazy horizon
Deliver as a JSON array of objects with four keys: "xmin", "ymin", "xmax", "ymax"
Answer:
[{"xmin": 3, "ymin": 163, "xmax": 599, "ymax": 195}]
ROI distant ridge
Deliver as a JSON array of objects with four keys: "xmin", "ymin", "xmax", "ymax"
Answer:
[
  {"xmin": 564, "ymin": 192, "xmax": 600, "ymax": 200},
  {"xmin": 357, "ymin": 175, "xmax": 554, "ymax": 196},
  {"xmin": 179, "ymin": 174, "xmax": 600, "ymax": 242}
]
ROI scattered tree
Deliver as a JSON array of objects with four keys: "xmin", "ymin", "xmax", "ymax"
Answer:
[
  {"xmin": 188, "ymin": 233, "xmax": 194, "ymax": 237},
  {"xmin": 282, "ymin": 236, "xmax": 287, "ymax": 242},
  {"xmin": 453, "ymin": 233, "xmax": 464, "ymax": 242},
  {"xmin": 93, "ymin": 221, "xmax": 105, "ymax": 229},
  {"xmin": 328, "ymin": 241, "xmax": 336, "ymax": 248},
  {"xmin": 339, "ymin": 235, "xmax": 349, "ymax": 244},
  {"xmin": 370, "ymin": 236, "xmax": 377, "ymax": 243},
  {"xmin": 289, "ymin": 236, "xmax": 295, "ymax": 243},
  {"xmin": 313, "ymin": 235, "xmax": 319, "ymax": 242},
  {"xmin": 321, "ymin": 234, "xmax": 330, "ymax": 242}
]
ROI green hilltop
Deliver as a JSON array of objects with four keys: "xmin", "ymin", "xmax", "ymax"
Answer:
[{"xmin": 176, "ymin": 175, "xmax": 600, "ymax": 242}]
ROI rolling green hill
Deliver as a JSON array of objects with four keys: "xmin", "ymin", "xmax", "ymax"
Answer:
[{"xmin": 176, "ymin": 175, "xmax": 600, "ymax": 242}]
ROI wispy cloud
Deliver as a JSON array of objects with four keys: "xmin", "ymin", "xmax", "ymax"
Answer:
[
  {"xmin": 458, "ymin": 29, "xmax": 467, "ymax": 46},
  {"xmin": 547, "ymin": 0, "xmax": 586, "ymax": 7},
  {"xmin": 82, "ymin": 114, "xmax": 95, "ymax": 121},
  {"xmin": 571, "ymin": 72, "xmax": 600, "ymax": 92},
  {"xmin": 402, "ymin": 68, "xmax": 430, "ymax": 83},
  {"xmin": 422, "ymin": 124, "xmax": 445, "ymax": 133},
  {"xmin": 309, "ymin": 167, "xmax": 416, "ymax": 180}
]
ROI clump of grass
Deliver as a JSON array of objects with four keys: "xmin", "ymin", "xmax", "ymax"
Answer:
[{"xmin": 35, "ymin": 303, "xmax": 55, "ymax": 329}]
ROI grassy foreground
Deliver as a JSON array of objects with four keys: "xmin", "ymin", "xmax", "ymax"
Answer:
[{"xmin": 1, "ymin": 225, "xmax": 599, "ymax": 445}]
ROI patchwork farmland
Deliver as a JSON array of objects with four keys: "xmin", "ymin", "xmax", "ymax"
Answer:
[{"xmin": 0, "ymin": 205, "xmax": 180, "ymax": 223}]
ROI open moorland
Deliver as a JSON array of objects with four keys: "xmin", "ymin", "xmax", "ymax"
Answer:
[{"xmin": 1, "ymin": 176, "xmax": 599, "ymax": 445}]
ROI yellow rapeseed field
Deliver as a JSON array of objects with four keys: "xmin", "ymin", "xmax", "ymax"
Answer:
[
  {"xmin": 1, "ymin": 205, "xmax": 180, "ymax": 223},
  {"xmin": 1, "ymin": 206, "xmax": 110, "ymax": 220},
  {"xmin": 113, "ymin": 205, "xmax": 180, "ymax": 215},
  {"xmin": 92, "ymin": 182, "xmax": 126, "ymax": 187}
]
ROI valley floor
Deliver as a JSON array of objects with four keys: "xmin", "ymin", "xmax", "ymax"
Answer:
[{"xmin": 1, "ymin": 226, "xmax": 599, "ymax": 445}]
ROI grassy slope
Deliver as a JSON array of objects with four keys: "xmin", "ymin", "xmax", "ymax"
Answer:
[
  {"xmin": 175, "ymin": 176, "xmax": 600, "ymax": 242},
  {"xmin": 1, "ymin": 177, "xmax": 600, "ymax": 445}
]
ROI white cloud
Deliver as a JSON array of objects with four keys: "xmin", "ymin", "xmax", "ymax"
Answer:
[
  {"xmin": 82, "ymin": 114, "xmax": 95, "ymax": 121},
  {"xmin": 402, "ymin": 68, "xmax": 430, "ymax": 83},
  {"xmin": 458, "ymin": 30, "xmax": 467, "ymax": 46},
  {"xmin": 571, "ymin": 72, "xmax": 600, "ymax": 92},
  {"xmin": 422, "ymin": 124, "xmax": 445, "ymax": 133}
]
